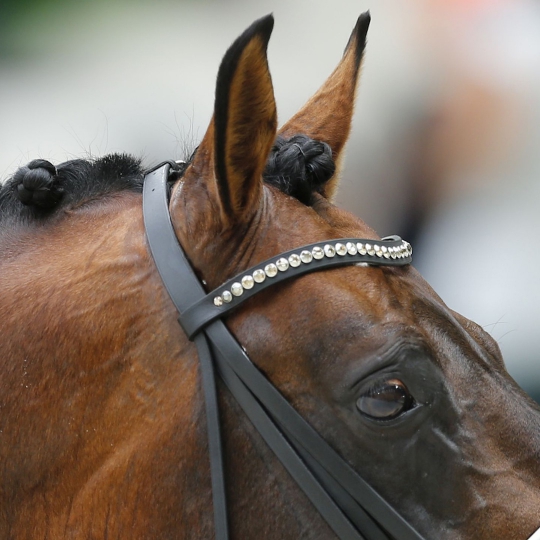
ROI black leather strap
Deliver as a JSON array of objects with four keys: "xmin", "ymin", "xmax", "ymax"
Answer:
[
  {"xmin": 143, "ymin": 163, "xmax": 425, "ymax": 540},
  {"xmin": 143, "ymin": 166, "xmax": 229, "ymax": 540},
  {"xmin": 194, "ymin": 333, "xmax": 229, "ymax": 536},
  {"xmin": 142, "ymin": 166, "xmax": 206, "ymax": 306}
]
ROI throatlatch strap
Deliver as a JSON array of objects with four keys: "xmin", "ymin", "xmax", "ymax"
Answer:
[
  {"xmin": 143, "ymin": 166, "xmax": 229, "ymax": 540},
  {"xmin": 143, "ymin": 163, "xmax": 426, "ymax": 540}
]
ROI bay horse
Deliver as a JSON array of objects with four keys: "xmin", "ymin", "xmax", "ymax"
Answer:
[{"xmin": 1, "ymin": 12, "xmax": 539, "ymax": 540}]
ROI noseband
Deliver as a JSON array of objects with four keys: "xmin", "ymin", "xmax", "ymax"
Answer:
[{"xmin": 143, "ymin": 163, "xmax": 424, "ymax": 540}]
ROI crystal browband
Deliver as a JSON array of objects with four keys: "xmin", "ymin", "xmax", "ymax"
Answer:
[{"xmin": 178, "ymin": 235, "xmax": 412, "ymax": 339}]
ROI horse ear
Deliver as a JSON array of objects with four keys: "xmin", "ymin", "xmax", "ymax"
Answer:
[
  {"xmin": 186, "ymin": 15, "xmax": 277, "ymax": 226},
  {"xmin": 278, "ymin": 12, "xmax": 370, "ymax": 201}
]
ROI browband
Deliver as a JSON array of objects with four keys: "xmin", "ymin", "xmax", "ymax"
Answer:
[
  {"xmin": 180, "ymin": 236, "xmax": 411, "ymax": 339},
  {"xmin": 143, "ymin": 163, "xmax": 425, "ymax": 540}
]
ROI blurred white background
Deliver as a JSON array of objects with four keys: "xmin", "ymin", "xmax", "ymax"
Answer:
[{"xmin": 2, "ymin": 0, "xmax": 540, "ymax": 399}]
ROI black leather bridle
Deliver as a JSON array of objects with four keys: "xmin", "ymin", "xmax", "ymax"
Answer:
[{"xmin": 142, "ymin": 162, "xmax": 426, "ymax": 540}]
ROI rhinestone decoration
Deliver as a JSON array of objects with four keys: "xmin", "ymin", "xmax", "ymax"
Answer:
[
  {"xmin": 231, "ymin": 282, "xmax": 244, "ymax": 296},
  {"xmin": 265, "ymin": 263, "xmax": 278, "ymax": 278},
  {"xmin": 312, "ymin": 246, "xmax": 324, "ymax": 260},
  {"xmin": 324, "ymin": 244, "xmax": 336, "ymax": 258},
  {"xmin": 300, "ymin": 250, "xmax": 313, "ymax": 263},
  {"xmin": 289, "ymin": 253, "xmax": 301, "ymax": 267},
  {"xmin": 276, "ymin": 258, "xmax": 289, "ymax": 272},
  {"xmin": 253, "ymin": 269, "xmax": 266, "ymax": 283},
  {"xmin": 208, "ymin": 238, "xmax": 412, "ymax": 310}
]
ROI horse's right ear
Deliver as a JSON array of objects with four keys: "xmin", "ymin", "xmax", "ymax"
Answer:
[{"xmin": 178, "ymin": 15, "xmax": 277, "ymax": 229}]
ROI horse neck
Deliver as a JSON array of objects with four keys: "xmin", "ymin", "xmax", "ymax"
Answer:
[
  {"xmin": 0, "ymin": 195, "xmax": 200, "ymax": 535},
  {"xmin": 0, "ymin": 194, "xmax": 330, "ymax": 538}
]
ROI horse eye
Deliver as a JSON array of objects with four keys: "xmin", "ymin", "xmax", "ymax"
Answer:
[{"xmin": 356, "ymin": 379, "xmax": 415, "ymax": 421}]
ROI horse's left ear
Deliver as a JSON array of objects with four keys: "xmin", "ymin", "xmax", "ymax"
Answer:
[
  {"xmin": 181, "ymin": 15, "xmax": 277, "ymax": 227},
  {"xmin": 278, "ymin": 12, "xmax": 370, "ymax": 201}
]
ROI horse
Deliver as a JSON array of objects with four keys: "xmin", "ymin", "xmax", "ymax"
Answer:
[{"xmin": 1, "ymin": 12, "xmax": 539, "ymax": 540}]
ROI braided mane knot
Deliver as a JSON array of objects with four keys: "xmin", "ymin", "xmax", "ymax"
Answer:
[
  {"xmin": 14, "ymin": 159, "xmax": 64, "ymax": 209},
  {"xmin": 263, "ymin": 135, "xmax": 336, "ymax": 205}
]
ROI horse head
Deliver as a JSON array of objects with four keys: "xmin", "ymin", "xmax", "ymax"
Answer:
[{"xmin": 0, "ymin": 12, "xmax": 539, "ymax": 540}]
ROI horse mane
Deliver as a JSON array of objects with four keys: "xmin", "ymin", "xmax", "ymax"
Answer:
[
  {"xmin": 0, "ymin": 136, "xmax": 335, "ymax": 226},
  {"xmin": 0, "ymin": 153, "xmax": 144, "ymax": 225}
]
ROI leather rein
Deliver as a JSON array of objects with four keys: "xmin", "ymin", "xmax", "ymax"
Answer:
[{"xmin": 142, "ymin": 163, "xmax": 426, "ymax": 540}]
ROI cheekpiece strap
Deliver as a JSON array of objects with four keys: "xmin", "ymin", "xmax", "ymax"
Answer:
[{"xmin": 180, "ymin": 237, "xmax": 412, "ymax": 339}]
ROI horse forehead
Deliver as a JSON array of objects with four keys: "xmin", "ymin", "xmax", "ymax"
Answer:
[
  {"xmin": 228, "ymin": 267, "xmax": 429, "ymax": 394},
  {"xmin": 275, "ymin": 187, "xmax": 376, "ymax": 232},
  {"xmin": 282, "ymin": 265, "xmax": 452, "ymax": 363},
  {"xmin": 255, "ymin": 187, "xmax": 380, "ymax": 258},
  {"xmin": 246, "ymin": 265, "xmax": 419, "ymax": 344},
  {"xmin": 308, "ymin": 264, "xmax": 412, "ymax": 312}
]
